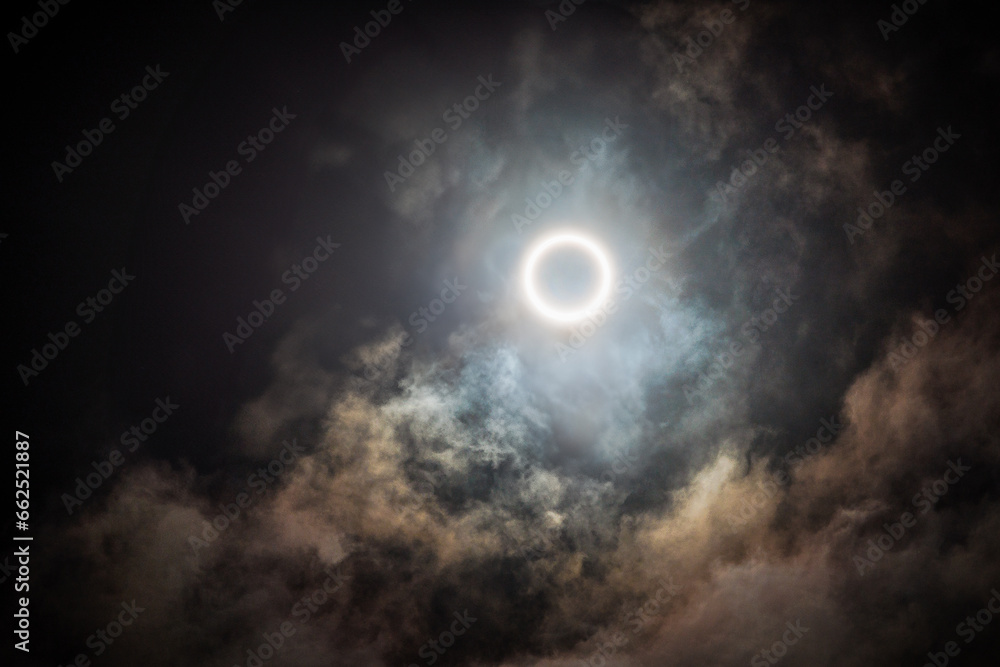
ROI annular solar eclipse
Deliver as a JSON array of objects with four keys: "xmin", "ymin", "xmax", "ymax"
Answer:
[{"xmin": 522, "ymin": 231, "xmax": 613, "ymax": 323}]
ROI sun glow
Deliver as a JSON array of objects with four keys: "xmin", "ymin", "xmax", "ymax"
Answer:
[{"xmin": 522, "ymin": 231, "xmax": 613, "ymax": 323}]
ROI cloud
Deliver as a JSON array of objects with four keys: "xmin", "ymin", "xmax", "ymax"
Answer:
[{"xmin": 36, "ymin": 2, "xmax": 999, "ymax": 666}]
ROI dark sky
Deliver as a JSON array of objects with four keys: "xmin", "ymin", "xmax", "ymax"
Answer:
[{"xmin": 6, "ymin": 0, "xmax": 1000, "ymax": 665}]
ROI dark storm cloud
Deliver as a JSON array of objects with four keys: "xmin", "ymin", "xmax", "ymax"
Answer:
[{"xmin": 33, "ymin": 1, "xmax": 1000, "ymax": 666}]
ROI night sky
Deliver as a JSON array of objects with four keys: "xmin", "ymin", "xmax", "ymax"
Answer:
[{"xmin": 6, "ymin": 0, "xmax": 1000, "ymax": 666}]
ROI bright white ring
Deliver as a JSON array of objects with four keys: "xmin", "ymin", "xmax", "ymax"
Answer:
[{"xmin": 523, "ymin": 232, "xmax": 613, "ymax": 323}]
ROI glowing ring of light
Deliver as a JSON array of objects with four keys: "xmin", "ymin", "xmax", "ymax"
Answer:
[{"xmin": 522, "ymin": 232, "xmax": 613, "ymax": 323}]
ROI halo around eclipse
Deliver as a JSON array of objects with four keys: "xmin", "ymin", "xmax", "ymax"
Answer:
[{"xmin": 522, "ymin": 231, "xmax": 613, "ymax": 323}]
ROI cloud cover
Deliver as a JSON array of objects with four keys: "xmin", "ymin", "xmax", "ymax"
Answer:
[{"xmin": 34, "ymin": 1, "xmax": 1000, "ymax": 665}]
